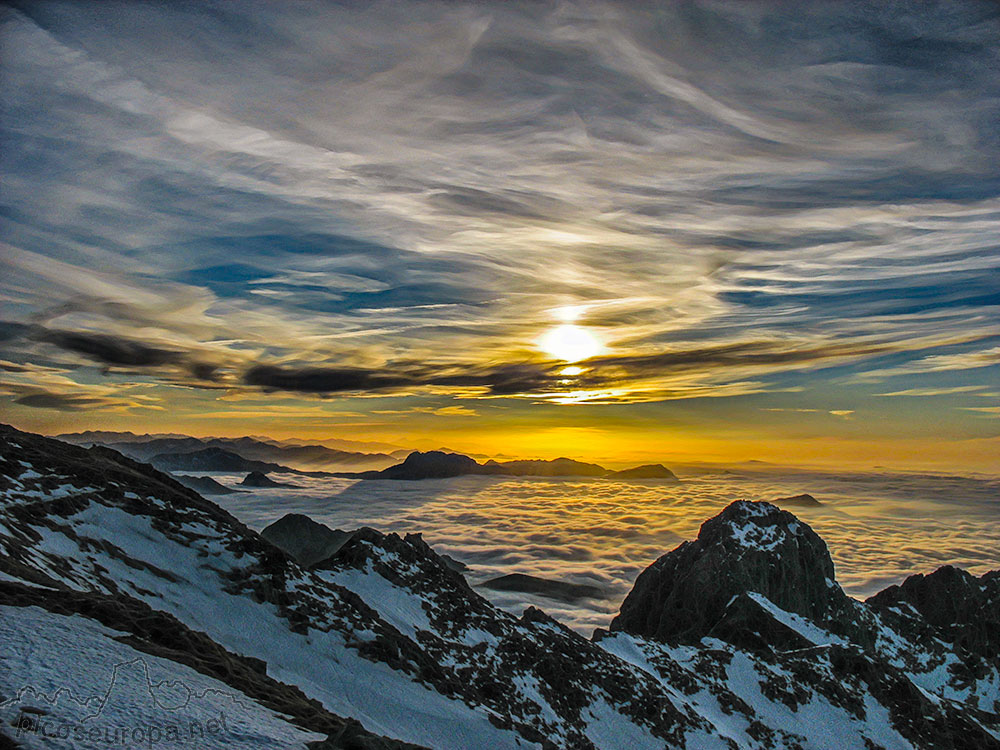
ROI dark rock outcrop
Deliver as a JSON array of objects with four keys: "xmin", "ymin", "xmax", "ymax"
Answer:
[
  {"xmin": 440, "ymin": 554, "xmax": 468, "ymax": 573},
  {"xmin": 773, "ymin": 493, "xmax": 822, "ymax": 507},
  {"xmin": 174, "ymin": 474, "xmax": 247, "ymax": 495},
  {"xmin": 609, "ymin": 464, "xmax": 679, "ymax": 481},
  {"xmin": 261, "ymin": 513, "xmax": 353, "ymax": 567},
  {"xmin": 480, "ymin": 573, "xmax": 605, "ymax": 603},
  {"xmin": 867, "ymin": 565, "xmax": 1000, "ymax": 661},
  {"xmin": 241, "ymin": 471, "xmax": 300, "ymax": 488},
  {"xmin": 611, "ymin": 501, "xmax": 853, "ymax": 645}
]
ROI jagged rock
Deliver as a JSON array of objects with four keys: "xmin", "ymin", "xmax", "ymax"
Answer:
[
  {"xmin": 609, "ymin": 464, "xmax": 679, "ymax": 481},
  {"xmin": 241, "ymin": 471, "xmax": 300, "ymax": 488},
  {"xmin": 611, "ymin": 501, "xmax": 852, "ymax": 644},
  {"xmin": 867, "ymin": 565, "xmax": 1000, "ymax": 661},
  {"xmin": 773, "ymin": 493, "xmax": 822, "ymax": 507},
  {"xmin": 261, "ymin": 513, "xmax": 353, "ymax": 567},
  {"xmin": 481, "ymin": 573, "xmax": 605, "ymax": 603}
]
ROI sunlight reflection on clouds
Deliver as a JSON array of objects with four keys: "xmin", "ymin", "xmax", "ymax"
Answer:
[{"xmin": 207, "ymin": 469, "xmax": 1000, "ymax": 633}]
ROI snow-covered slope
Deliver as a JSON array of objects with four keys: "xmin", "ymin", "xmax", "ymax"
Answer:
[{"xmin": 1, "ymin": 425, "xmax": 997, "ymax": 749}]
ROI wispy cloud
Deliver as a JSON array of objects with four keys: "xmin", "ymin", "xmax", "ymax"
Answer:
[
  {"xmin": 1, "ymin": 1, "xmax": 998, "ymax": 433},
  {"xmin": 876, "ymin": 386, "xmax": 988, "ymax": 397}
]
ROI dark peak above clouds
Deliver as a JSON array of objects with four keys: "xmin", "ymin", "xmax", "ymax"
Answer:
[
  {"xmin": 773, "ymin": 493, "xmax": 822, "ymax": 507},
  {"xmin": 867, "ymin": 565, "xmax": 1000, "ymax": 662},
  {"xmin": 483, "ymin": 456, "xmax": 609, "ymax": 477},
  {"xmin": 611, "ymin": 500, "xmax": 853, "ymax": 646},
  {"xmin": 609, "ymin": 464, "xmax": 678, "ymax": 480},
  {"xmin": 240, "ymin": 470, "xmax": 300, "ymax": 489},
  {"xmin": 352, "ymin": 450, "xmax": 680, "ymax": 481},
  {"xmin": 173, "ymin": 474, "xmax": 246, "ymax": 496},
  {"xmin": 374, "ymin": 450, "xmax": 483, "ymax": 480}
]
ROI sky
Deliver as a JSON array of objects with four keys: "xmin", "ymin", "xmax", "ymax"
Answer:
[{"xmin": 1, "ymin": 0, "xmax": 998, "ymax": 470}]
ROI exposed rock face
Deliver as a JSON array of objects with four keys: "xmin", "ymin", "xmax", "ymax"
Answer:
[
  {"xmin": 480, "ymin": 573, "xmax": 606, "ymax": 603},
  {"xmin": 611, "ymin": 501, "xmax": 851, "ymax": 644},
  {"xmin": 609, "ymin": 464, "xmax": 679, "ymax": 481},
  {"xmin": 868, "ymin": 565, "xmax": 1000, "ymax": 661},
  {"xmin": 261, "ymin": 513, "xmax": 354, "ymax": 568},
  {"xmin": 773, "ymin": 493, "xmax": 822, "ymax": 507},
  {"xmin": 241, "ymin": 470, "xmax": 300, "ymax": 488}
]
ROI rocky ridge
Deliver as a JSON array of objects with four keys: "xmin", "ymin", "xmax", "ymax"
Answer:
[{"xmin": 1, "ymin": 425, "xmax": 997, "ymax": 749}]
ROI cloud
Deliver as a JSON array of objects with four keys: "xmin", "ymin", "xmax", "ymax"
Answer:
[
  {"xmin": 36, "ymin": 329, "xmax": 185, "ymax": 368},
  {"xmin": 960, "ymin": 406, "xmax": 1000, "ymax": 417},
  {"xmin": 239, "ymin": 337, "xmax": 905, "ymax": 403},
  {"xmin": 215, "ymin": 468, "xmax": 1000, "ymax": 632},
  {"xmin": 876, "ymin": 386, "xmax": 988, "ymax": 397},
  {"xmin": 14, "ymin": 392, "xmax": 114, "ymax": 412},
  {"xmin": 856, "ymin": 345, "xmax": 1000, "ymax": 382},
  {"xmin": 1, "ymin": 0, "xmax": 998, "ymax": 419},
  {"xmin": 243, "ymin": 362, "xmax": 553, "ymax": 397},
  {"xmin": 0, "ymin": 362, "xmax": 165, "ymax": 413}
]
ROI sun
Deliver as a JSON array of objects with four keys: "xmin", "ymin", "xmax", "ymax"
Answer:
[{"xmin": 537, "ymin": 324, "xmax": 603, "ymax": 363}]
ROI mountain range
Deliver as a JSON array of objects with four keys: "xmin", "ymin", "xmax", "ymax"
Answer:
[
  {"xmin": 349, "ymin": 450, "xmax": 680, "ymax": 481},
  {"xmin": 55, "ymin": 431, "xmax": 680, "ymax": 481},
  {"xmin": 2, "ymin": 424, "xmax": 997, "ymax": 749},
  {"xmin": 56, "ymin": 431, "xmax": 399, "ymax": 472}
]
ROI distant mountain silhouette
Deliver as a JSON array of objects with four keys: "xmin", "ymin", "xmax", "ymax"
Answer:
[
  {"xmin": 366, "ymin": 451, "xmax": 482, "ymax": 480},
  {"xmin": 349, "ymin": 450, "xmax": 679, "ymax": 482},
  {"xmin": 151, "ymin": 447, "xmax": 290, "ymax": 474},
  {"xmin": 173, "ymin": 474, "xmax": 246, "ymax": 495},
  {"xmin": 608, "ymin": 464, "xmax": 678, "ymax": 480},
  {"xmin": 60, "ymin": 432, "xmax": 397, "ymax": 471},
  {"xmin": 240, "ymin": 471, "xmax": 300, "ymax": 489},
  {"xmin": 482, "ymin": 457, "xmax": 608, "ymax": 477},
  {"xmin": 773, "ymin": 493, "xmax": 822, "ymax": 507}
]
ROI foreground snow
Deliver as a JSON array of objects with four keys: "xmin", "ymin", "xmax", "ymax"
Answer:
[{"xmin": 1, "ymin": 425, "xmax": 997, "ymax": 749}]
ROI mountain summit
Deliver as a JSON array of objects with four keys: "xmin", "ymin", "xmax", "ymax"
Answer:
[{"xmin": 611, "ymin": 501, "xmax": 851, "ymax": 646}]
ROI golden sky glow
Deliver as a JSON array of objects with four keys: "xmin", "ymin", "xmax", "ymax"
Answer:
[{"xmin": 0, "ymin": 2, "xmax": 998, "ymax": 472}]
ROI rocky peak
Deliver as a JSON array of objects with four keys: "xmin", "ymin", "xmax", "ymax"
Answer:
[
  {"xmin": 867, "ymin": 565, "xmax": 1000, "ymax": 661},
  {"xmin": 610, "ymin": 501, "xmax": 849, "ymax": 646}
]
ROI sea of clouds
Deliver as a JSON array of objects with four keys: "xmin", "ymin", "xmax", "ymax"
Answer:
[{"xmin": 205, "ymin": 468, "xmax": 1000, "ymax": 633}]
